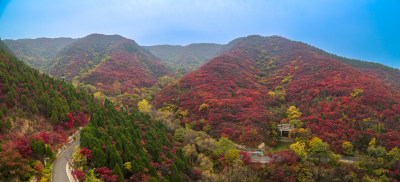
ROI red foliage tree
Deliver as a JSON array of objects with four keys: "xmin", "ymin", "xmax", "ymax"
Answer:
[
  {"xmin": 40, "ymin": 132, "xmax": 50, "ymax": 144},
  {"xmin": 190, "ymin": 168, "xmax": 203, "ymax": 180},
  {"xmin": 240, "ymin": 151, "xmax": 252, "ymax": 165},
  {"xmin": 264, "ymin": 150, "xmax": 300, "ymax": 181},
  {"xmin": 0, "ymin": 141, "xmax": 31, "ymax": 180},
  {"xmin": 15, "ymin": 137, "xmax": 32, "ymax": 158},
  {"xmin": 96, "ymin": 167, "xmax": 119, "ymax": 182},
  {"xmin": 72, "ymin": 169, "xmax": 86, "ymax": 181},
  {"xmin": 34, "ymin": 161, "xmax": 44, "ymax": 174},
  {"xmin": 80, "ymin": 147, "xmax": 92, "ymax": 158},
  {"xmin": 66, "ymin": 113, "xmax": 74, "ymax": 129},
  {"xmin": 71, "ymin": 112, "xmax": 88, "ymax": 127}
]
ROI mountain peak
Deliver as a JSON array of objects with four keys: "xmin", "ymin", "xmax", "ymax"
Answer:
[
  {"xmin": 83, "ymin": 33, "xmax": 125, "ymax": 40},
  {"xmin": 78, "ymin": 34, "xmax": 129, "ymax": 48},
  {"xmin": 218, "ymin": 35, "xmax": 295, "ymax": 55}
]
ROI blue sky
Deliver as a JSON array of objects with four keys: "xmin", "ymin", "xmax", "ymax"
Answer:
[{"xmin": 0, "ymin": 0, "xmax": 399, "ymax": 68}]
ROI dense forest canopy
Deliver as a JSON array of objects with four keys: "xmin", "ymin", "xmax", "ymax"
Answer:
[
  {"xmin": 0, "ymin": 39, "xmax": 97, "ymax": 181},
  {"xmin": 0, "ymin": 39, "xmax": 189, "ymax": 181}
]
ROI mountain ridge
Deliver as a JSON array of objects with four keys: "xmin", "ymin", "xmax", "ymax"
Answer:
[{"xmin": 4, "ymin": 37, "xmax": 76, "ymax": 70}]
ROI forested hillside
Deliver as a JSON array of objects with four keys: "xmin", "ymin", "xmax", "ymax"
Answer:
[
  {"xmin": 0, "ymin": 39, "xmax": 193, "ymax": 181},
  {"xmin": 48, "ymin": 34, "xmax": 172, "ymax": 89},
  {"xmin": 308, "ymin": 46, "xmax": 400, "ymax": 90},
  {"xmin": 4, "ymin": 34, "xmax": 400, "ymax": 181},
  {"xmin": 4, "ymin": 38, "xmax": 76, "ymax": 70},
  {"xmin": 0, "ymin": 39, "xmax": 97, "ymax": 181},
  {"xmin": 153, "ymin": 35, "xmax": 400, "ymax": 151},
  {"xmin": 78, "ymin": 36, "xmax": 173, "ymax": 93},
  {"xmin": 145, "ymin": 43, "xmax": 222, "ymax": 76},
  {"xmin": 74, "ymin": 100, "xmax": 192, "ymax": 182},
  {"xmin": 40, "ymin": 34, "xmax": 174, "ymax": 110}
]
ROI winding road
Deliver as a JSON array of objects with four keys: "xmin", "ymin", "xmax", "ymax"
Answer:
[{"xmin": 52, "ymin": 140, "xmax": 80, "ymax": 182}]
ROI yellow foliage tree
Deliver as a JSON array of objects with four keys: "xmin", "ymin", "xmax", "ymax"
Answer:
[
  {"xmin": 268, "ymin": 91, "xmax": 275, "ymax": 97},
  {"xmin": 269, "ymin": 86, "xmax": 286, "ymax": 101},
  {"xmin": 387, "ymin": 147, "xmax": 400, "ymax": 162},
  {"xmin": 225, "ymin": 149, "xmax": 241, "ymax": 164},
  {"xmin": 183, "ymin": 144, "xmax": 198, "ymax": 165},
  {"xmin": 158, "ymin": 75, "xmax": 174, "ymax": 87},
  {"xmin": 330, "ymin": 153, "xmax": 341, "ymax": 166},
  {"xmin": 350, "ymin": 88, "xmax": 364, "ymax": 97},
  {"xmin": 290, "ymin": 142, "xmax": 307, "ymax": 159},
  {"xmin": 138, "ymin": 99, "xmax": 152, "ymax": 113},
  {"xmin": 369, "ymin": 138, "xmax": 376, "ymax": 147},
  {"xmin": 175, "ymin": 109, "xmax": 188, "ymax": 119},
  {"xmin": 197, "ymin": 154, "xmax": 213, "ymax": 172},
  {"xmin": 281, "ymin": 75, "xmax": 293, "ymax": 84},
  {"xmin": 309, "ymin": 140, "xmax": 331, "ymax": 162},
  {"xmin": 40, "ymin": 165, "xmax": 53, "ymax": 182},
  {"xmin": 342, "ymin": 141, "xmax": 354, "ymax": 156},
  {"xmin": 93, "ymin": 91, "xmax": 107, "ymax": 101},
  {"xmin": 309, "ymin": 137, "xmax": 322, "ymax": 148},
  {"xmin": 124, "ymin": 162, "xmax": 132, "ymax": 171},
  {"xmin": 199, "ymin": 103, "xmax": 209, "ymax": 112},
  {"xmin": 287, "ymin": 106, "xmax": 302, "ymax": 127}
]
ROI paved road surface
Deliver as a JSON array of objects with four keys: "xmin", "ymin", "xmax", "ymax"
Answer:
[
  {"xmin": 52, "ymin": 140, "xmax": 79, "ymax": 182},
  {"xmin": 339, "ymin": 157, "xmax": 357, "ymax": 164},
  {"xmin": 251, "ymin": 156, "xmax": 271, "ymax": 163}
]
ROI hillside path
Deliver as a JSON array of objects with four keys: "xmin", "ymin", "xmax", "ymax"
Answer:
[{"xmin": 52, "ymin": 139, "xmax": 79, "ymax": 182}]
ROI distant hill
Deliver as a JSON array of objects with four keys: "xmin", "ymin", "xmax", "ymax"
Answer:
[
  {"xmin": 4, "ymin": 38, "xmax": 76, "ymax": 70},
  {"xmin": 48, "ymin": 34, "xmax": 173, "ymax": 93},
  {"xmin": 145, "ymin": 43, "xmax": 223, "ymax": 75},
  {"xmin": 308, "ymin": 46, "xmax": 400, "ymax": 90},
  {"xmin": 153, "ymin": 35, "xmax": 400, "ymax": 151}
]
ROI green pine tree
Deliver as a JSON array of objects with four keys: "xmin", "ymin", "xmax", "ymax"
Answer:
[
  {"xmin": 39, "ymin": 92, "xmax": 49, "ymax": 105},
  {"xmin": 149, "ymin": 166, "xmax": 159, "ymax": 179},
  {"xmin": 92, "ymin": 147, "xmax": 106, "ymax": 168},
  {"xmin": 45, "ymin": 145, "xmax": 54, "ymax": 159},
  {"xmin": 1, "ymin": 104, "xmax": 7, "ymax": 115},
  {"xmin": 169, "ymin": 172, "xmax": 183, "ymax": 182},
  {"xmin": 148, "ymin": 177, "xmax": 158, "ymax": 182},
  {"xmin": 31, "ymin": 139, "xmax": 46, "ymax": 157},
  {"xmin": 109, "ymin": 149, "xmax": 123, "ymax": 171},
  {"xmin": 29, "ymin": 100, "xmax": 39, "ymax": 114},
  {"xmin": 3, "ymin": 79, "xmax": 9, "ymax": 93},
  {"xmin": 50, "ymin": 109, "xmax": 58, "ymax": 124},
  {"xmin": 6, "ymin": 89, "xmax": 15, "ymax": 106},
  {"xmin": 113, "ymin": 164, "xmax": 124, "ymax": 182},
  {"xmin": 21, "ymin": 94, "xmax": 27, "ymax": 105},
  {"xmin": 6, "ymin": 116, "xmax": 12, "ymax": 130}
]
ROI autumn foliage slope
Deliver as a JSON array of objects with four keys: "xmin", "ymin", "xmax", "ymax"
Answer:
[
  {"xmin": 4, "ymin": 38, "xmax": 76, "ymax": 70},
  {"xmin": 48, "ymin": 34, "xmax": 173, "ymax": 93},
  {"xmin": 0, "ymin": 40, "xmax": 190, "ymax": 181},
  {"xmin": 0, "ymin": 39, "xmax": 97, "ymax": 181},
  {"xmin": 153, "ymin": 35, "xmax": 400, "ymax": 151}
]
